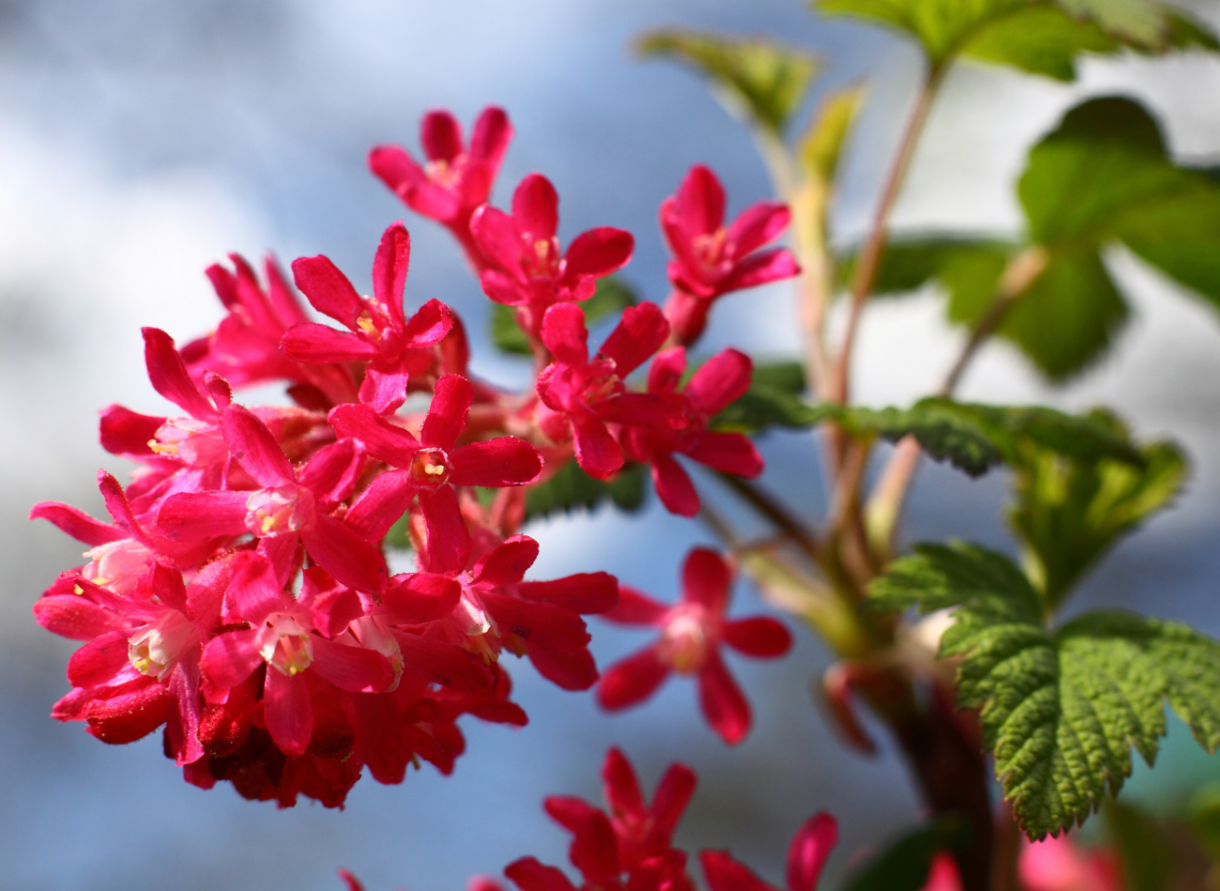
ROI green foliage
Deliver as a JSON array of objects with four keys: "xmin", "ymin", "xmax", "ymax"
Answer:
[
  {"xmin": 637, "ymin": 30, "xmax": 819, "ymax": 135},
  {"xmin": 869, "ymin": 543, "xmax": 1220, "ymax": 839},
  {"xmin": 1187, "ymin": 785, "xmax": 1220, "ymax": 861},
  {"xmin": 817, "ymin": 398, "xmax": 1143, "ymax": 477},
  {"xmin": 1104, "ymin": 801, "xmax": 1172, "ymax": 891},
  {"xmin": 1009, "ymin": 422, "xmax": 1187, "ymax": 608},
  {"xmin": 841, "ymin": 815, "xmax": 970, "ymax": 891},
  {"xmin": 524, "ymin": 461, "xmax": 647, "ymax": 521},
  {"xmin": 711, "ymin": 360, "xmax": 821, "ymax": 433},
  {"xmin": 799, "ymin": 84, "xmax": 867, "ymax": 183},
  {"xmin": 383, "ymin": 511, "xmax": 413, "ymax": 551},
  {"xmin": 490, "ymin": 276, "xmax": 638, "ymax": 357},
  {"xmin": 811, "ymin": 0, "xmax": 1216, "ymax": 78}
]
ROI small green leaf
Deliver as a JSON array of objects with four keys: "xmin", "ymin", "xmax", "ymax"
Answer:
[
  {"xmin": 490, "ymin": 304, "xmax": 532, "ymax": 356},
  {"xmin": 841, "ymin": 815, "xmax": 971, "ymax": 891},
  {"xmin": 799, "ymin": 84, "xmax": 867, "ymax": 184},
  {"xmin": 383, "ymin": 512, "xmax": 413, "ymax": 551},
  {"xmin": 637, "ymin": 30, "xmax": 819, "ymax": 135},
  {"xmin": 1009, "ymin": 423, "xmax": 1187, "ymax": 608},
  {"xmin": 711, "ymin": 360, "xmax": 820, "ymax": 433},
  {"xmin": 524, "ymin": 461, "xmax": 647, "ymax": 521},
  {"xmin": 870, "ymin": 543, "xmax": 1220, "ymax": 838}
]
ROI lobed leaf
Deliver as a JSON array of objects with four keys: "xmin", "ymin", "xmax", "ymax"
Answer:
[{"xmin": 524, "ymin": 461, "xmax": 647, "ymax": 521}]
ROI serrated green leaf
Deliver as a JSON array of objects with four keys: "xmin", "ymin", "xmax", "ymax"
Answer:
[
  {"xmin": 800, "ymin": 84, "xmax": 867, "ymax": 184},
  {"xmin": 637, "ymin": 30, "xmax": 819, "ymax": 135},
  {"xmin": 711, "ymin": 360, "xmax": 820, "ymax": 433},
  {"xmin": 1009, "ymin": 426, "xmax": 1187, "ymax": 608},
  {"xmin": 841, "ymin": 815, "xmax": 971, "ymax": 891},
  {"xmin": 524, "ymin": 461, "xmax": 647, "ymax": 521},
  {"xmin": 490, "ymin": 276, "xmax": 639, "ymax": 357},
  {"xmin": 870, "ymin": 544, "xmax": 1220, "ymax": 838}
]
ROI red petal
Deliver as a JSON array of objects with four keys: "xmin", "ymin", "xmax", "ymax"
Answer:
[
  {"xmin": 723, "ymin": 617, "xmax": 792, "ymax": 658},
  {"xmin": 85, "ymin": 680, "xmax": 169, "ymax": 745},
  {"xmin": 156, "ymin": 491, "xmax": 248, "ymax": 541},
  {"xmin": 310, "ymin": 635, "xmax": 394, "ymax": 692},
  {"xmin": 382, "ymin": 573, "xmax": 461, "ymax": 624},
  {"xmin": 421, "ymin": 110, "xmax": 463, "ymax": 162},
  {"xmin": 597, "ymin": 392, "xmax": 686, "ymax": 429},
  {"xmin": 303, "ymin": 514, "xmax": 390, "ymax": 595},
  {"xmin": 564, "ymin": 227, "xmax": 634, "ymax": 279},
  {"xmin": 369, "ymin": 145, "xmax": 426, "ymax": 194},
  {"xmin": 142, "ymin": 328, "xmax": 216, "ymax": 420},
  {"xmin": 408, "ymin": 181, "xmax": 461, "ymax": 221},
  {"xmin": 291, "ymin": 254, "xmax": 363, "ymax": 328},
  {"xmin": 652, "ymin": 452, "xmax": 699, "ymax": 518},
  {"xmin": 68, "ymin": 630, "xmax": 134, "ymax": 688},
  {"xmin": 222, "ymin": 406, "xmax": 295, "ymax": 487},
  {"xmin": 329, "ymin": 404, "xmax": 421, "ymax": 467},
  {"xmin": 602, "ymin": 747, "xmax": 645, "ymax": 819},
  {"xmin": 298, "ymin": 439, "xmax": 365, "ymax": 506},
  {"xmin": 598, "ymin": 302, "xmax": 669, "ymax": 377},
  {"xmin": 450, "ymin": 437, "xmax": 542, "ymax": 486},
  {"xmin": 663, "ymin": 289, "xmax": 713, "ymax": 346},
  {"xmin": 518, "ymin": 572, "xmax": 617, "ymax": 614},
  {"xmin": 677, "ymin": 165, "xmax": 726, "ymax": 236},
  {"xmin": 480, "ymin": 269, "xmax": 528, "ymax": 306},
  {"xmin": 721, "ymin": 248, "xmax": 800, "ymax": 294},
  {"xmin": 225, "ymin": 552, "xmax": 289, "ymax": 623},
  {"xmin": 727, "ymin": 202, "xmax": 790, "ymax": 256},
  {"xmin": 338, "ymin": 869, "xmax": 368, "ymax": 891},
  {"xmin": 597, "ymin": 647, "xmax": 669, "ymax": 710},
  {"xmin": 423, "ymin": 374, "xmax": 473, "ymax": 450},
  {"xmin": 652, "ymin": 762, "xmax": 698, "ymax": 838},
  {"xmin": 264, "ymin": 667, "xmax": 312, "ymax": 757},
  {"xmin": 541, "ymin": 303, "xmax": 589, "ymax": 366},
  {"xmin": 683, "ymin": 548, "xmax": 731, "ymax": 613},
  {"xmin": 393, "ymin": 631, "xmax": 494, "ymax": 691},
  {"xmin": 201, "ymin": 628, "xmax": 263, "ymax": 690},
  {"xmin": 512, "ymin": 173, "xmax": 559, "ymax": 239},
  {"xmin": 33, "ymin": 594, "xmax": 125, "ymax": 641},
  {"xmin": 358, "ymin": 365, "xmax": 408, "ymax": 415},
  {"xmin": 686, "ymin": 349, "xmax": 752, "ymax": 415},
  {"xmin": 602, "ymin": 586, "xmax": 667, "ymax": 625},
  {"xmin": 471, "ymin": 205, "xmax": 525, "ymax": 275},
  {"xmin": 529, "ymin": 645, "xmax": 599, "ymax": 691},
  {"xmin": 418, "ymin": 486, "xmax": 471, "ymax": 575},
  {"xmin": 786, "ymin": 813, "xmax": 838, "ymax": 891},
  {"xmin": 29, "ymin": 502, "xmax": 121, "ymax": 547},
  {"xmin": 353, "ymin": 692, "xmax": 408, "ymax": 784},
  {"xmin": 481, "ymin": 592, "xmax": 590, "ymax": 654},
  {"xmin": 572, "ymin": 418, "xmax": 623, "ymax": 480},
  {"xmin": 505, "ymin": 858, "xmax": 577, "ymax": 891},
  {"xmin": 648, "ymin": 347, "xmax": 687, "ymax": 395},
  {"xmin": 166, "ymin": 661, "xmax": 204, "ymax": 765},
  {"xmin": 472, "ymin": 535, "xmax": 539, "ymax": 587},
  {"xmin": 685, "ymin": 432, "xmax": 764, "ymax": 478},
  {"xmin": 400, "ymin": 298, "xmax": 454, "ymax": 348},
  {"xmin": 698, "ymin": 649, "xmax": 751, "ymax": 745},
  {"xmin": 471, "ymin": 106, "xmax": 512, "ymax": 168},
  {"xmin": 282, "ymin": 322, "xmax": 380, "ymax": 362},
  {"xmin": 700, "ymin": 851, "xmax": 777, "ymax": 891},
  {"xmin": 570, "ymin": 809, "xmax": 622, "ymax": 883},
  {"xmin": 99, "ymin": 405, "xmax": 163, "ymax": 457},
  {"xmin": 345, "ymin": 469, "xmax": 416, "ymax": 542}
]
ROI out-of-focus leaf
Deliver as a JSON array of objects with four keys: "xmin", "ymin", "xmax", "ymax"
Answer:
[
  {"xmin": 800, "ymin": 84, "xmax": 868, "ymax": 183},
  {"xmin": 1187, "ymin": 784, "xmax": 1220, "ymax": 861},
  {"xmin": 1104, "ymin": 800, "xmax": 1172, "ymax": 891},
  {"xmin": 836, "ymin": 235, "xmax": 1014, "ymax": 301},
  {"xmin": 383, "ymin": 512, "xmax": 413, "ymax": 551},
  {"xmin": 637, "ymin": 30, "xmax": 819, "ymax": 135},
  {"xmin": 524, "ymin": 461, "xmax": 647, "ymax": 521},
  {"xmin": 490, "ymin": 276, "xmax": 638, "ymax": 357},
  {"xmin": 1009, "ymin": 415, "xmax": 1186, "ymax": 608},
  {"xmin": 811, "ymin": 0, "xmax": 1216, "ymax": 77},
  {"xmin": 712, "ymin": 360, "xmax": 820, "ymax": 433},
  {"xmin": 871, "ymin": 543, "xmax": 1220, "ymax": 838},
  {"xmin": 841, "ymin": 814, "xmax": 971, "ymax": 891}
]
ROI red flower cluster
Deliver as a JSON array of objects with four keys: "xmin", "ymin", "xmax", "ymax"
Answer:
[{"xmin": 30, "ymin": 105, "xmax": 797, "ymax": 808}]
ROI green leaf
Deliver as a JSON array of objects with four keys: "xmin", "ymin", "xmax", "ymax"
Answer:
[
  {"xmin": 489, "ymin": 276, "xmax": 638, "ymax": 357},
  {"xmin": 711, "ymin": 360, "xmax": 820, "ymax": 433},
  {"xmin": 817, "ymin": 398, "xmax": 1144, "ymax": 477},
  {"xmin": 524, "ymin": 461, "xmax": 647, "ymax": 521},
  {"xmin": 841, "ymin": 815, "xmax": 971, "ymax": 891},
  {"xmin": 870, "ymin": 543, "xmax": 1220, "ymax": 838},
  {"xmin": 1187, "ymin": 784, "xmax": 1220, "ymax": 861},
  {"xmin": 383, "ymin": 511, "xmax": 413, "ymax": 551},
  {"xmin": 1009, "ymin": 423, "xmax": 1187, "ymax": 608},
  {"xmin": 637, "ymin": 30, "xmax": 819, "ymax": 135},
  {"xmin": 799, "ymin": 84, "xmax": 868, "ymax": 184},
  {"xmin": 837, "ymin": 235, "xmax": 1015, "ymax": 300},
  {"xmin": 1104, "ymin": 800, "xmax": 1172, "ymax": 891}
]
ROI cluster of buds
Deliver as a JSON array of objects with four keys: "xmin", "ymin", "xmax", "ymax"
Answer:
[{"xmin": 29, "ymin": 106, "xmax": 802, "ymax": 806}]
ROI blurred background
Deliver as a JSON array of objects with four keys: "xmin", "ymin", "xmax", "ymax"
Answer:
[{"xmin": 5, "ymin": 1, "xmax": 1220, "ymax": 889}]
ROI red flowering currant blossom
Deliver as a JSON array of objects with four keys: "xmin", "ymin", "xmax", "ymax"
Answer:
[
  {"xmin": 200, "ymin": 552, "xmax": 395, "ymax": 758},
  {"xmin": 622, "ymin": 346, "xmax": 764, "ymax": 517},
  {"xmin": 699, "ymin": 813, "xmax": 838, "ymax": 891},
  {"xmin": 596, "ymin": 548, "xmax": 792, "ymax": 745},
  {"xmin": 660, "ymin": 165, "xmax": 799, "ymax": 346},
  {"xmin": 331, "ymin": 374, "xmax": 543, "ymax": 574},
  {"xmin": 535, "ymin": 302, "xmax": 685, "ymax": 480},
  {"xmin": 370, "ymin": 106, "xmax": 513, "ymax": 266},
  {"xmin": 282, "ymin": 222, "xmax": 454, "ymax": 414},
  {"xmin": 506, "ymin": 748, "xmax": 697, "ymax": 891},
  {"xmin": 472, "ymin": 173, "xmax": 634, "ymax": 339},
  {"xmin": 156, "ymin": 404, "xmax": 390, "ymax": 595},
  {"xmin": 184, "ymin": 253, "xmax": 358, "ymax": 409}
]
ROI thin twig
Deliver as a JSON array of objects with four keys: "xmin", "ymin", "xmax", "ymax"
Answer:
[{"xmin": 716, "ymin": 473, "xmax": 821, "ymax": 563}]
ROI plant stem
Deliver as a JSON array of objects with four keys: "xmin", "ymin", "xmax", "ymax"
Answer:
[
  {"xmin": 715, "ymin": 473, "xmax": 822, "ymax": 564},
  {"xmin": 828, "ymin": 64, "xmax": 946, "ymax": 406}
]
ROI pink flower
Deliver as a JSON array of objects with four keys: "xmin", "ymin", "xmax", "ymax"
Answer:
[
  {"xmin": 699, "ymin": 813, "xmax": 838, "ymax": 891},
  {"xmin": 660, "ymin": 166, "xmax": 799, "ymax": 346},
  {"xmin": 535, "ymin": 302, "xmax": 685, "ymax": 479},
  {"xmin": 331, "ymin": 374, "xmax": 543, "ymax": 573},
  {"xmin": 622, "ymin": 347, "xmax": 764, "ymax": 517},
  {"xmin": 282, "ymin": 222, "xmax": 455, "ymax": 414},
  {"xmin": 596, "ymin": 548, "xmax": 791, "ymax": 745},
  {"xmin": 370, "ymin": 107, "xmax": 513, "ymax": 265},
  {"xmin": 472, "ymin": 174, "xmax": 634, "ymax": 339}
]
